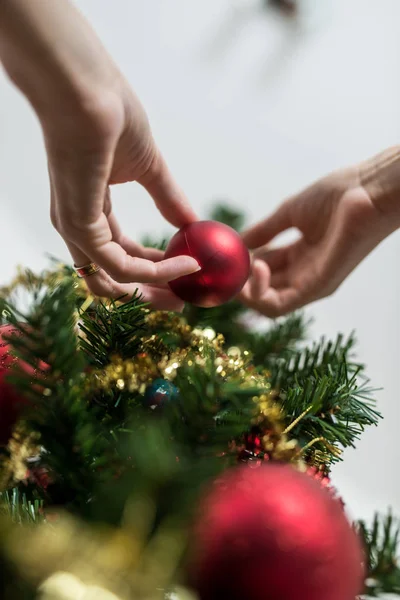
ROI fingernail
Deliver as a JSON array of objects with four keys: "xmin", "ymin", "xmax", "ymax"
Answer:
[{"xmin": 188, "ymin": 259, "xmax": 201, "ymax": 272}]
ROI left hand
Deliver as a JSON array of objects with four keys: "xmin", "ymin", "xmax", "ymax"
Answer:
[{"xmin": 238, "ymin": 162, "xmax": 398, "ymax": 317}]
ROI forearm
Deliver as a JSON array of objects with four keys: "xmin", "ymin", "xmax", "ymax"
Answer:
[
  {"xmin": 360, "ymin": 146, "xmax": 400, "ymax": 226},
  {"xmin": 0, "ymin": 0, "xmax": 118, "ymax": 115}
]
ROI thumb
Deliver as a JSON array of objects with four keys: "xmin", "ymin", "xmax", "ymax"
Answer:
[
  {"xmin": 242, "ymin": 199, "xmax": 293, "ymax": 249},
  {"xmin": 239, "ymin": 259, "xmax": 271, "ymax": 302},
  {"xmin": 138, "ymin": 143, "xmax": 198, "ymax": 228}
]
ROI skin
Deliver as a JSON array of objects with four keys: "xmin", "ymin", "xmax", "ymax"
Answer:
[
  {"xmin": 0, "ymin": 0, "xmax": 200, "ymax": 311},
  {"xmin": 240, "ymin": 147, "xmax": 400, "ymax": 317}
]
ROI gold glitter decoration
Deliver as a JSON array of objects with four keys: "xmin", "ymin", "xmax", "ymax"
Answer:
[
  {"xmin": 190, "ymin": 328, "xmax": 225, "ymax": 353},
  {"xmin": 0, "ymin": 427, "xmax": 41, "ymax": 490},
  {"xmin": 87, "ymin": 354, "xmax": 160, "ymax": 395},
  {"xmin": 0, "ymin": 264, "xmax": 105, "ymax": 312},
  {"xmin": 85, "ymin": 311, "xmax": 274, "ymax": 399},
  {"xmin": 158, "ymin": 348, "xmax": 188, "ymax": 381},
  {"xmin": 250, "ymin": 392, "xmax": 302, "ymax": 464},
  {"xmin": 145, "ymin": 311, "xmax": 192, "ymax": 341},
  {"xmin": 296, "ymin": 437, "xmax": 342, "ymax": 461}
]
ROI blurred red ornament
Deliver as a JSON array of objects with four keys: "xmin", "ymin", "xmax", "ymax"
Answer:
[
  {"xmin": 27, "ymin": 466, "xmax": 51, "ymax": 490},
  {"xmin": 236, "ymin": 427, "xmax": 269, "ymax": 463},
  {"xmin": 0, "ymin": 324, "xmax": 44, "ymax": 446},
  {"xmin": 164, "ymin": 221, "xmax": 250, "ymax": 307},
  {"xmin": 307, "ymin": 465, "xmax": 345, "ymax": 508},
  {"xmin": 190, "ymin": 463, "xmax": 364, "ymax": 600}
]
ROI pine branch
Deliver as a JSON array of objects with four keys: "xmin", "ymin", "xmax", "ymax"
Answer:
[
  {"xmin": 275, "ymin": 335, "xmax": 381, "ymax": 464},
  {"xmin": 0, "ymin": 489, "xmax": 44, "ymax": 525},
  {"xmin": 185, "ymin": 309, "xmax": 308, "ymax": 365},
  {"xmin": 164, "ymin": 353, "xmax": 263, "ymax": 458},
  {"xmin": 26, "ymin": 384, "xmax": 113, "ymax": 511},
  {"xmin": 141, "ymin": 236, "xmax": 168, "ymax": 251},
  {"xmin": 245, "ymin": 313, "xmax": 308, "ymax": 366},
  {"xmin": 78, "ymin": 293, "xmax": 148, "ymax": 367},
  {"xmin": 3, "ymin": 279, "xmax": 84, "ymax": 396},
  {"xmin": 210, "ymin": 204, "xmax": 246, "ymax": 232},
  {"xmin": 183, "ymin": 300, "xmax": 246, "ymax": 341},
  {"xmin": 1, "ymin": 281, "xmax": 115, "ymax": 511},
  {"xmin": 358, "ymin": 511, "xmax": 400, "ymax": 597},
  {"xmin": 91, "ymin": 417, "xmax": 227, "ymax": 529}
]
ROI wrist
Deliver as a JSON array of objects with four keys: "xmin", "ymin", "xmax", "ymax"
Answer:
[
  {"xmin": 359, "ymin": 146, "xmax": 400, "ymax": 229},
  {"xmin": 0, "ymin": 0, "xmax": 119, "ymax": 118}
]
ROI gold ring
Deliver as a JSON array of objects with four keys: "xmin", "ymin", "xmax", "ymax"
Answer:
[{"xmin": 74, "ymin": 262, "xmax": 101, "ymax": 278}]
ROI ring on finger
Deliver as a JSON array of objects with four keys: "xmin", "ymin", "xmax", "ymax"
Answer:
[{"xmin": 74, "ymin": 262, "xmax": 101, "ymax": 278}]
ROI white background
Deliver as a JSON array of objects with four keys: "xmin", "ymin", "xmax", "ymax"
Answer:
[{"xmin": 0, "ymin": 0, "xmax": 399, "ymax": 555}]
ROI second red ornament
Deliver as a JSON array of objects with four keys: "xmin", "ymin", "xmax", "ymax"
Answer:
[{"xmin": 189, "ymin": 463, "xmax": 364, "ymax": 600}]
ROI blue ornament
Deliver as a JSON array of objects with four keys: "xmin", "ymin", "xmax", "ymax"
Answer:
[{"xmin": 144, "ymin": 378, "xmax": 178, "ymax": 409}]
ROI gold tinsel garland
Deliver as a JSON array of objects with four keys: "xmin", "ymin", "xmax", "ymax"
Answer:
[
  {"xmin": 0, "ymin": 427, "xmax": 41, "ymax": 490},
  {"xmin": 84, "ymin": 310, "xmax": 304, "ymax": 467}
]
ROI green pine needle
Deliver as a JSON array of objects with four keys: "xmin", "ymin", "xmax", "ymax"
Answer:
[
  {"xmin": 79, "ymin": 293, "xmax": 148, "ymax": 367},
  {"xmin": 0, "ymin": 489, "xmax": 44, "ymax": 525},
  {"xmin": 358, "ymin": 511, "xmax": 400, "ymax": 596},
  {"xmin": 275, "ymin": 334, "xmax": 381, "ymax": 463}
]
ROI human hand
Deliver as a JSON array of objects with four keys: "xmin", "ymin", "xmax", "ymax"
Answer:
[
  {"xmin": 239, "ymin": 160, "xmax": 400, "ymax": 317},
  {"xmin": 45, "ymin": 78, "xmax": 199, "ymax": 311},
  {"xmin": 0, "ymin": 0, "xmax": 199, "ymax": 311}
]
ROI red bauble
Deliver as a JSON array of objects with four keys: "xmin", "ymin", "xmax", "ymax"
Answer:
[
  {"xmin": 306, "ymin": 465, "xmax": 344, "ymax": 506},
  {"xmin": 164, "ymin": 221, "xmax": 250, "ymax": 307},
  {"xmin": 190, "ymin": 463, "xmax": 364, "ymax": 600},
  {"xmin": 0, "ymin": 325, "xmax": 33, "ymax": 445}
]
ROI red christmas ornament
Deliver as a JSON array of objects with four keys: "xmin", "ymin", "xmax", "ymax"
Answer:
[
  {"xmin": 0, "ymin": 324, "xmax": 41, "ymax": 446},
  {"xmin": 190, "ymin": 463, "xmax": 364, "ymax": 600},
  {"xmin": 164, "ymin": 221, "xmax": 250, "ymax": 307},
  {"xmin": 307, "ymin": 466, "xmax": 345, "ymax": 508}
]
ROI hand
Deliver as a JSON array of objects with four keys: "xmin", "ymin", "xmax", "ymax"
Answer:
[
  {"xmin": 240, "ymin": 164, "xmax": 398, "ymax": 317},
  {"xmin": 45, "ymin": 78, "xmax": 199, "ymax": 311},
  {"xmin": 0, "ymin": 0, "xmax": 200, "ymax": 311}
]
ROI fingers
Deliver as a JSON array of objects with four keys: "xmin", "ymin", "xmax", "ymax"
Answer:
[
  {"xmin": 244, "ymin": 287, "xmax": 302, "ymax": 318},
  {"xmin": 68, "ymin": 220, "xmax": 197, "ymax": 289},
  {"xmin": 240, "ymin": 262, "xmax": 302, "ymax": 317},
  {"xmin": 254, "ymin": 245, "xmax": 290, "ymax": 272},
  {"xmin": 84, "ymin": 238, "xmax": 199, "ymax": 284},
  {"xmin": 66, "ymin": 240, "xmax": 184, "ymax": 310},
  {"xmin": 138, "ymin": 145, "xmax": 198, "ymax": 228},
  {"xmin": 241, "ymin": 259, "xmax": 271, "ymax": 301},
  {"xmin": 106, "ymin": 211, "xmax": 164, "ymax": 262},
  {"xmin": 53, "ymin": 183, "xmax": 200, "ymax": 284},
  {"xmin": 239, "ymin": 246, "xmax": 307, "ymax": 317},
  {"xmin": 50, "ymin": 169, "xmax": 192, "ymax": 308},
  {"xmin": 140, "ymin": 284, "xmax": 185, "ymax": 312},
  {"xmin": 242, "ymin": 200, "xmax": 293, "ymax": 249}
]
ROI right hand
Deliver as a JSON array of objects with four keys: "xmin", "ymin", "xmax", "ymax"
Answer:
[
  {"xmin": 45, "ymin": 76, "xmax": 200, "ymax": 311},
  {"xmin": 0, "ymin": 0, "xmax": 200, "ymax": 311},
  {"xmin": 240, "ymin": 161, "xmax": 399, "ymax": 317}
]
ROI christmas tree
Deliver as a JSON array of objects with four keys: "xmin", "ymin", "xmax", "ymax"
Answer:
[{"xmin": 0, "ymin": 205, "xmax": 398, "ymax": 600}]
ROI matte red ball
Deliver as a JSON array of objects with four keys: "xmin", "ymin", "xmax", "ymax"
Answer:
[
  {"xmin": 0, "ymin": 324, "xmax": 45, "ymax": 446},
  {"xmin": 164, "ymin": 221, "xmax": 250, "ymax": 307},
  {"xmin": 0, "ymin": 325, "xmax": 29, "ymax": 445},
  {"xmin": 190, "ymin": 463, "xmax": 364, "ymax": 600}
]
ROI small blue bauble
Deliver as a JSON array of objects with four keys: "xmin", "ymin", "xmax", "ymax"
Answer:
[{"xmin": 144, "ymin": 378, "xmax": 178, "ymax": 409}]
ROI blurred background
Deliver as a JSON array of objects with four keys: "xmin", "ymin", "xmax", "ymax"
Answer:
[{"xmin": 0, "ymin": 0, "xmax": 399, "ymax": 524}]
